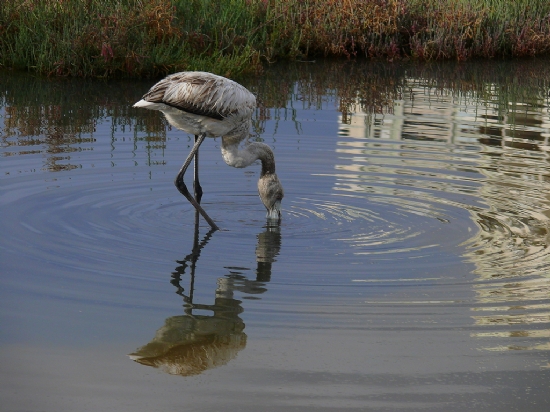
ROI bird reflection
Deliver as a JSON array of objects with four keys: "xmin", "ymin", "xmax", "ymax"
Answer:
[{"xmin": 129, "ymin": 211, "xmax": 281, "ymax": 376}]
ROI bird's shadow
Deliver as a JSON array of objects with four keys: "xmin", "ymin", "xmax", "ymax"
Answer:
[{"xmin": 128, "ymin": 210, "xmax": 282, "ymax": 376}]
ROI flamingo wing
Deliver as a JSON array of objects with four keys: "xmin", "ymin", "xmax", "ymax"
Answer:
[{"xmin": 140, "ymin": 72, "xmax": 256, "ymax": 121}]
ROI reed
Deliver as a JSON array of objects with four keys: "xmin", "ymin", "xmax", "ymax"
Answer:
[{"xmin": 1, "ymin": 0, "xmax": 549, "ymax": 78}]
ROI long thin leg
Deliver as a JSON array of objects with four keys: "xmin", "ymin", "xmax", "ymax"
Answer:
[
  {"xmin": 171, "ymin": 208, "xmax": 216, "ymax": 313},
  {"xmin": 193, "ymin": 135, "xmax": 203, "ymax": 203},
  {"xmin": 174, "ymin": 133, "xmax": 219, "ymax": 231}
]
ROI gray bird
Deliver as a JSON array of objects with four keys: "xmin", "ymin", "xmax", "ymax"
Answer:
[{"xmin": 134, "ymin": 71, "xmax": 284, "ymax": 230}]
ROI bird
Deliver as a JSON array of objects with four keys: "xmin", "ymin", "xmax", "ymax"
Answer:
[{"xmin": 133, "ymin": 71, "xmax": 284, "ymax": 231}]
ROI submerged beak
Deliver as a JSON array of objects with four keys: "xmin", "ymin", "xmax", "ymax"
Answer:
[{"xmin": 266, "ymin": 200, "xmax": 282, "ymax": 220}]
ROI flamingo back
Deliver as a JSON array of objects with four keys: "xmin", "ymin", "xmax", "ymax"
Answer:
[{"xmin": 140, "ymin": 72, "xmax": 256, "ymax": 121}]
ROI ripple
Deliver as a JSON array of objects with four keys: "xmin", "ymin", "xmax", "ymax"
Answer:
[
  {"xmin": 286, "ymin": 196, "xmax": 457, "ymax": 258},
  {"xmin": 333, "ymin": 98, "xmax": 550, "ymax": 357}
]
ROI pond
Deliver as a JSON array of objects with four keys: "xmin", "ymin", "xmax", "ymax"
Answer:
[{"xmin": 1, "ymin": 59, "xmax": 549, "ymax": 411}]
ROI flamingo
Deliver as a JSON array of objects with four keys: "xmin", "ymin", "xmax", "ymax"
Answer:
[{"xmin": 133, "ymin": 71, "xmax": 284, "ymax": 231}]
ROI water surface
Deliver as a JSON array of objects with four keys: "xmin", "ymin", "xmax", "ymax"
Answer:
[{"xmin": 1, "ymin": 60, "xmax": 549, "ymax": 411}]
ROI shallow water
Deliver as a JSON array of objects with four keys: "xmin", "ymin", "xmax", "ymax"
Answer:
[{"xmin": 1, "ymin": 60, "xmax": 549, "ymax": 411}]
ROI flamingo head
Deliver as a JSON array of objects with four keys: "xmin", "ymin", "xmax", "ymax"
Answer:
[{"xmin": 258, "ymin": 172, "xmax": 284, "ymax": 221}]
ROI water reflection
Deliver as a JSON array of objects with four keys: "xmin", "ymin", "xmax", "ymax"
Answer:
[
  {"xmin": 331, "ymin": 65, "xmax": 550, "ymax": 358},
  {"xmin": 0, "ymin": 74, "xmax": 167, "ymax": 172},
  {"xmin": 3, "ymin": 61, "xmax": 550, "ymax": 170},
  {"xmin": 129, "ymin": 212, "xmax": 281, "ymax": 376},
  {"xmin": 2, "ymin": 61, "xmax": 550, "ymax": 407}
]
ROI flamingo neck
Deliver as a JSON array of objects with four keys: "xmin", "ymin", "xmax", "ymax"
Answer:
[{"xmin": 221, "ymin": 139, "xmax": 276, "ymax": 175}]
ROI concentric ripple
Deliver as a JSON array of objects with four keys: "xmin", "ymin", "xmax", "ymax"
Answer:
[{"xmin": 286, "ymin": 196, "xmax": 463, "ymax": 258}]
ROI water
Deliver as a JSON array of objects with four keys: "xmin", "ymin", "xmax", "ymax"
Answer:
[{"xmin": 1, "ymin": 60, "xmax": 549, "ymax": 411}]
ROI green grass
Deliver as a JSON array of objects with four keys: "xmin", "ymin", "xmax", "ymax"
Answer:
[{"xmin": 1, "ymin": 0, "xmax": 550, "ymax": 78}]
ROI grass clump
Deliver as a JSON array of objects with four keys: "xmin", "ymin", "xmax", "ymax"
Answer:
[
  {"xmin": 403, "ymin": 0, "xmax": 550, "ymax": 60},
  {"xmin": 1, "ymin": 0, "xmax": 550, "ymax": 78},
  {"xmin": 3, "ymin": 0, "xmax": 190, "ymax": 76},
  {"xmin": 0, "ymin": 0, "xmax": 265, "ymax": 77},
  {"xmin": 0, "ymin": 0, "xmax": 190, "ymax": 77},
  {"xmin": 264, "ymin": 0, "xmax": 550, "ymax": 61}
]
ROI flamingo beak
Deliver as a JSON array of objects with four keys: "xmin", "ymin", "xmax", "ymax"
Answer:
[{"xmin": 266, "ymin": 200, "xmax": 282, "ymax": 220}]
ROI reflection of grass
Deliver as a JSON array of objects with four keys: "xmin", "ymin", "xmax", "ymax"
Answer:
[
  {"xmin": 248, "ymin": 59, "xmax": 550, "ymax": 123},
  {"xmin": 1, "ymin": 1, "xmax": 550, "ymax": 78},
  {"xmin": 2, "ymin": 59, "xmax": 550, "ymax": 146},
  {"xmin": 0, "ymin": 73, "xmax": 167, "ymax": 138},
  {"xmin": 0, "ymin": 73, "xmax": 168, "ymax": 174}
]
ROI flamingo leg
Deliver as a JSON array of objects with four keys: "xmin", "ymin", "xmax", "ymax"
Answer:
[
  {"xmin": 193, "ymin": 135, "xmax": 203, "ymax": 203},
  {"xmin": 174, "ymin": 133, "xmax": 219, "ymax": 231}
]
